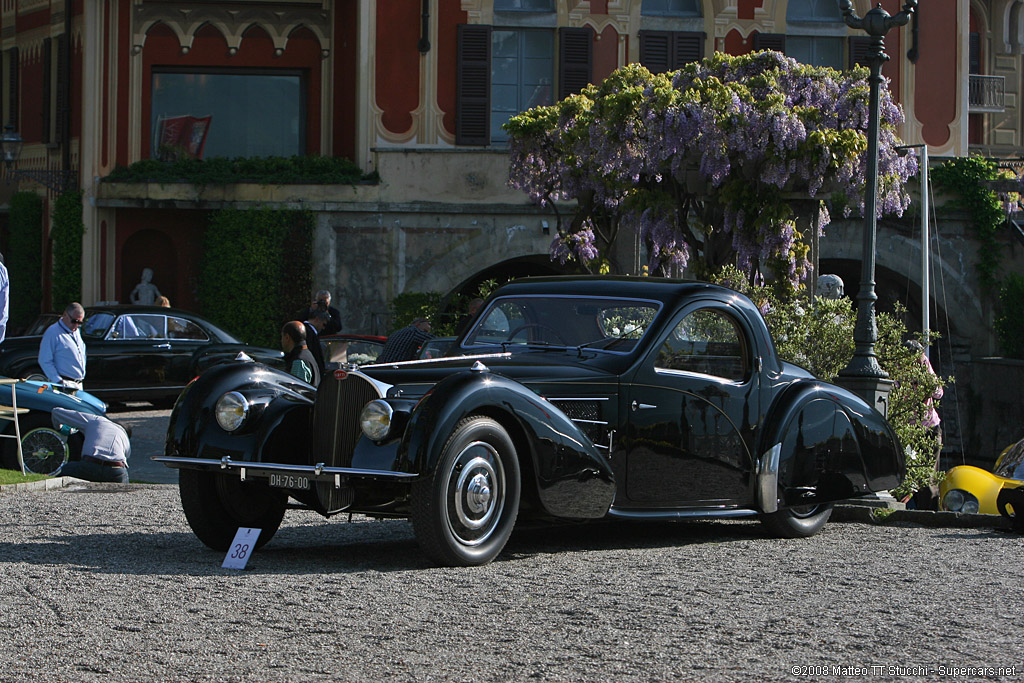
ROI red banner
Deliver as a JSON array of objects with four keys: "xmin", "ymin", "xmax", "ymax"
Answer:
[{"xmin": 156, "ymin": 115, "xmax": 212, "ymax": 159}]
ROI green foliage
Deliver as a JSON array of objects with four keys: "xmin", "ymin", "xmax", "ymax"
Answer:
[
  {"xmin": 388, "ymin": 292, "xmax": 449, "ymax": 335},
  {"xmin": 50, "ymin": 191, "xmax": 84, "ymax": 307},
  {"xmin": 103, "ymin": 156, "xmax": 377, "ymax": 186},
  {"xmin": 930, "ymin": 155, "xmax": 1010, "ymax": 291},
  {"xmin": 995, "ymin": 274, "xmax": 1024, "ymax": 358},
  {"xmin": 714, "ymin": 266, "xmax": 946, "ymax": 499},
  {"xmin": 198, "ymin": 207, "xmax": 313, "ymax": 348},
  {"xmin": 7, "ymin": 192, "xmax": 43, "ymax": 330}
]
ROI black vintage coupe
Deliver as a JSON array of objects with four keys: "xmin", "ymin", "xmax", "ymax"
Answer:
[
  {"xmin": 157, "ymin": 277, "xmax": 904, "ymax": 566},
  {"xmin": 0, "ymin": 306, "xmax": 283, "ymax": 406}
]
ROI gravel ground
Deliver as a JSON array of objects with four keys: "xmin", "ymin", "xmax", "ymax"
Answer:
[{"xmin": 1, "ymin": 485, "xmax": 1022, "ymax": 682}]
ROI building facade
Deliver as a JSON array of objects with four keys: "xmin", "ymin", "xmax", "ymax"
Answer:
[{"xmin": 0, "ymin": 0, "xmax": 1014, "ymax": 332}]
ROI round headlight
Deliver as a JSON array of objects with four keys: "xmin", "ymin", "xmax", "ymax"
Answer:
[
  {"xmin": 215, "ymin": 391, "xmax": 250, "ymax": 432},
  {"xmin": 942, "ymin": 489, "xmax": 965, "ymax": 512},
  {"xmin": 359, "ymin": 400, "xmax": 393, "ymax": 441}
]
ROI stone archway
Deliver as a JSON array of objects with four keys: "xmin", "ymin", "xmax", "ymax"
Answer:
[{"xmin": 121, "ymin": 229, "xmax": 179, "ymax": 306}]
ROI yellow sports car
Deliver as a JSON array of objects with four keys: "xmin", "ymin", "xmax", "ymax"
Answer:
[{"xmin": 939, "ymin": 439, "xmax": 1024, "ymax": 515}]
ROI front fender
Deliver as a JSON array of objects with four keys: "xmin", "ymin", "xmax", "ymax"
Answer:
[
  {"xmin": 397, "ymin": 370, "xmax": 616, "ymax": 519},
  {"xmin": 759, "ymin": 380, "xmax": 904, "ymax": 508},
  {"xmin": 166, "ymin": 360, "xmax": 314, "ymax": 465}
]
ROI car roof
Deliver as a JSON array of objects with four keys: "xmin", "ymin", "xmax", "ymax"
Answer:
[
  {"xmin": 493, "ymin": 275, "xmax": 745, "ymax": 309},
  {"xmin": 86, "ymin": 305, "xmax": 195, "ymax": 317}
]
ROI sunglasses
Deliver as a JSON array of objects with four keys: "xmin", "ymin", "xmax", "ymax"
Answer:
[{"xmin": 68, "ymin": 317, "xmax": 84, "ymax": 325}]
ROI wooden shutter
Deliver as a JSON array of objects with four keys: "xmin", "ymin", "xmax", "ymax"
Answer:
[
  {"xmin": 752, "ymin": 33, "xmax": 786, "ymax": 53},
  {"xmin": 639, "ymin": 31, "xmax": 672, "ymax": 74},
  {"xmin": 456, "ymin": 24, "xmax": 491, "ymax": 146},
  {"xmin": 969, "ymin": 32, "xmax": 981, "ymax": 74},
  {"xmin": 672, "ymin": 32, "xmax": 704, "ymax": 68},
  {"xmin": 56, "ymin": 34, "xmax": 68, "ymax": 143},
  {"xmin": 7, "ymin": 47, "xmax": 18, "ymax": 129},
  {"xmin": 849, "ymin": 36, "xmax": 872, "ymax": 68},
  {"xmin": 559, "ymin": 27, "xmax": 592, "ymax": 99},
  {"xmin": 42, "ymin": 38, "xmax": 52, "ymax": 144}
]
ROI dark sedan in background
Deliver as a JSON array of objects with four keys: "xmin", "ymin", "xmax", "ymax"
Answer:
[{"xmin": 0, "ymin": 306, "xmax": 283, "ymax": 407}]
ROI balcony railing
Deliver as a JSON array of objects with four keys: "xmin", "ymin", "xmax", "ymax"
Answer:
[{"xmin": 969, "ymin": 74, "xmax": 1005, "ymax": 113}]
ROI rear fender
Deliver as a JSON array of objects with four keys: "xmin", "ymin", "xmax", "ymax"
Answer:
[
  {"xmin": 398, "ymin": 370, "xmax": 616, "ymax": 519},
  {"xmin": 758, "ymin": 381, "xmax": 904, "ymax": 509}
]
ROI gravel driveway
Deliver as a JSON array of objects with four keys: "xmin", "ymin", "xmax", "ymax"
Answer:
[{"xmin": 1, "ymin": 485, "xmax": 1022, "ymax": 682}]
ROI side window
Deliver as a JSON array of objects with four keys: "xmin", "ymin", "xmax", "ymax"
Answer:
[
  {"xmin": 655, "ymin": 309, "xmax": 747, "ymax": 381},
  {"xmin": 114, "ymin": 314, "xmax": 166, "ymax": 339},
  {"xmin": 167, "ymin": 316, "xmax": 209, "ymax": 341}
]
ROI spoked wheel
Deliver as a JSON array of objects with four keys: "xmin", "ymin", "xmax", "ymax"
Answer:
[
  {"xmin": 1, "ymin": 414, "xmax": 71, "ymax": 475},
  {"xmin": 179, "ymin": 469, "xmax": 287, "ymax": 551},
  {"xmin": 760, "ymin": 503, "xmax": 833, "ymax": 538},
  {"xmin": 411, "ymin": 416, "xmax": 521, "ymax": 566},
  {"xmin": 20, "ymin": 427, "xmax": 69, "ymax": 475}
]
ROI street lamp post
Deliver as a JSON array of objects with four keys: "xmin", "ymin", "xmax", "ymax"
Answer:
[
  {"xmin": 1, "ymin": 125, "xmax": 77, "ymax": 193},
  {"xmin": 836, "ymin": 0, "xmax": 917, "ymax": 418}
]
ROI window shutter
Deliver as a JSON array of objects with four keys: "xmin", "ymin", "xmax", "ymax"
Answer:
[
  {"xmin": 752, "ymin": 33, "xmax": 786, "ymax": 53},
  {"xmin": 639, "ymin": 31, "xmax": 672, "ymax": 74},
  {"xmin": 968, "ymin": 32, "xmax": 981, "ymax": 74},
  {"xmin": 558, "ymin": 27, "xmax": 592, "ymax": 99},
  {"xmin": 56, "ymin": 34, "xmax": 68, "ymax": 143},
  {"xmin": 848, "ymin": 36, "xmax": 872, "ymax": 68},
  {"xmin": 8, "ymin": 47, "xmax": 18, "ymax": 129},
  {"xmin": 42, "ymin": 38, "xmax": 52, "ymax": 144},
  {"xmin": 456, "ymin": 24, "xmax": 491, "ymax": 146},
  {"xmin": 672, "ymin": 32, "xmax": 705, "ymax": 68}
]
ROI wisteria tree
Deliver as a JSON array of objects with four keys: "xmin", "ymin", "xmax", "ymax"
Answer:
[{"xmin": 505, "ymin": 51, "xmax": 919, "ymax": 288}]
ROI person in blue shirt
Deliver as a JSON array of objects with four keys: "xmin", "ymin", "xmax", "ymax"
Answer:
[
  {"xmin": 0, "ymin": 256, "xmax": 9, "ymax": 344},
  {"xmin": 51, "ymin": 407, "xmax": 131, "ymax": 484},
  {"xmin": 39, "ymin": 302, "xmax": 87, "ymax": 391}
]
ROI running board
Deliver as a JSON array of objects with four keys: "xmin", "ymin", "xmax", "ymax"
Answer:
[
  {"xmin": 152, "ymin": 455, "xmax": 417, "ymax": 482},
  {"xmin": 606, "ymin": 507, "xmax": 759, "ymax": 520}
]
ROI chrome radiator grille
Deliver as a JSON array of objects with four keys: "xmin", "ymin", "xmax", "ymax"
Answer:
[{"xmin": 311, "ymin": 370, "xmax": 383, "ymax": 511}]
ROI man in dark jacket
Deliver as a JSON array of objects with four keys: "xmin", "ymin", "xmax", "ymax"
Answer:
[
  {"xmin": 281, "ymin": 321, "xmax": 321, "ymax": 387},
  {"xmin": 302, "ymin": 311, "xmax": 328, "ymax": 374},
  {"xmin": 378, "ymin": 318, "xmax": 433, "ymax": 363},
  {"xmin": 296, "ymin": 289, "xmax": 342, "ymax": 336}
]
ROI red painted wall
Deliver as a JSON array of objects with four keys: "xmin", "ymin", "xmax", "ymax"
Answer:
[
  {"xmin": 914, "ymin": 0, "xmax": 957, "ymax": 146},
  {"xmin": 376, "ymin": 0, "xmax": 421, "ymax": 136},
  {"xmin": 593, "ymin": 26, "xmax": 619, "ymax": 83},
  {"xmin": 332, "ymin": 3, "xmax": 358, "ymax": 161},
  {"xmin": 437, "ymin": 1, "xmax": 467, "ymax": 137}
]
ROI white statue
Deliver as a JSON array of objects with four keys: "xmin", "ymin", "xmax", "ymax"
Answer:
[
  {"xmin": 816, "ymin": 274, "xmax": 845, "ymax": 300},
  {"xmin": 130, "ymin": 267, "xmax": 162, "ymax": 306}
]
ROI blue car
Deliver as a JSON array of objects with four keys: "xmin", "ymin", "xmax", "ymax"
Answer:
[{"xmin": 0, "ymin": 378, "xmax": 107, "ymax": 475}]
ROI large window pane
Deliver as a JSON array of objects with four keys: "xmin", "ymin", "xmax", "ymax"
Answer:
[
  {"xmin": 787, "ymin": 0, "xmax": 843, "ymax": 22},
  {"xmin": 490, "ymin": 30, "xmax": 553, "ymax": 143},
  {"xmin": 787, "ymin": 36, "xmax": 843, "ymax": 68},
  {"xmin": 494, "ymin": 0, "xmax": 554, "ymax": 10},
  {"xmin": 642, "ymin": 0, "xmax": 702, "ymax": 16},
  {"xmin": 151, "ymin": 70, "xmax": 304, "ymax": 159}
]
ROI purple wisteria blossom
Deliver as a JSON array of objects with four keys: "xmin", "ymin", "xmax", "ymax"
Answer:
[{"xmin": 506, "ymin": 51, "xmax": 918, "ymax": 288}]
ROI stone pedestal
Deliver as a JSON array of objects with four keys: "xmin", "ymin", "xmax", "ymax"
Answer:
[{"xmin": 836, "ymin": 376, "xmax": 894, "ymax": 419}]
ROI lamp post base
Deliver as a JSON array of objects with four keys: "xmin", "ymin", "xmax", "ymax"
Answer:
[{"xmin": 836, "ymin": 375, "xmax": 894, "ymax": 419}]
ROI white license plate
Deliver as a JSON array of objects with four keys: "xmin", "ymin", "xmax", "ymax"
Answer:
[{"xmin": 268, "ymin": 473, "xmax": 311, "ymax": 490}]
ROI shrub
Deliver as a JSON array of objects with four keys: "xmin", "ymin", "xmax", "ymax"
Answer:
[
  {"xmin": 198, "ymin": 207, "xmax": 313, "ymax": 348},
  {"xmin": 7, "ymin": 192, "xmax": 43, "ymax": 331},
  {"xmin": 50, "ymin": 191, "xmax": 84, "ymax": 307}
]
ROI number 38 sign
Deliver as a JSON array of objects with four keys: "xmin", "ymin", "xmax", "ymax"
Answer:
[{"xmin": 222, "ymin": 527, "xmax": 262, "ymax": 569}]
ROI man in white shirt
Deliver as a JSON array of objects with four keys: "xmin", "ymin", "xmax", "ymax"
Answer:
[
  {"xmin": 52, "ymin": 407, "xmax": 132, "ymax": 483},
  {"xmin": 38, "ymin": 303, "xmax": 87, "ymax": 391}
]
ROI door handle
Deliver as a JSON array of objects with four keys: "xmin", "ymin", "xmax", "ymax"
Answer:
[
  {"xmin": 631, "ymin": 400, "xmax": 656, "ymax": 411},
  {"xmin": 152, "ymin": 343, "xmax": 171, "ymax": 350}
]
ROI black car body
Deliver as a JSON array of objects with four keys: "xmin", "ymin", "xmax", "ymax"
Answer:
[
  {"xmin": 157, "ymin": 277, "xmax": 904, "ymax": 566},
  {"xmin": 0, "ymin": 306, "xmax": 283, "ymax": 405}
]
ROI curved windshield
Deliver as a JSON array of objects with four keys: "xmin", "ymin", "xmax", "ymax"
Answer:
[
  {"xmin": 463, "ymin": 296, "xmax": 659, "ymax": 353},
  {"xmin": 993, "ymin": 439, "xmax": 1024, "ymax": 481}
]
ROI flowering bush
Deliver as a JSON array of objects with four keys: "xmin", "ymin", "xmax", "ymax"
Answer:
[{"xmin": 506, "ymin": 52, "xmax": 918, "ymax": 290}]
